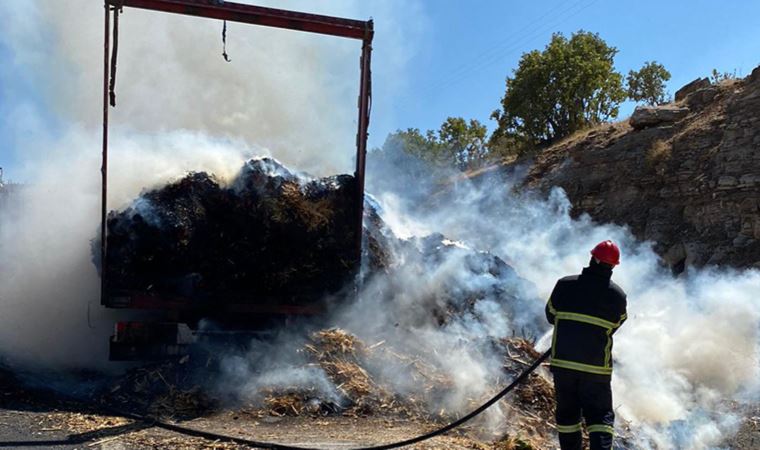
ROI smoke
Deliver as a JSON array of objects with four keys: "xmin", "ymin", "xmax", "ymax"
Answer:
[
  {"xmin": 0, "ymin": 127, "xmax": 252, "ymax": 368},
  {"xmin": 356, "ymin": 144, "xmax": 760, "ymax": 449},
  {"xmin": 1, "ymin": 1, "xmax": 758, "ymax": 448},
  {"xmin": 4, "ymin": 2, "xmax": 335, "ymax": 174},
  {"xmin": 334, "ymin": 230, "xmax": 547, "ymax": 426},
  {"xmin": 0, "ymin": 0, "xmax": 422, "ymax": 369},
  {"xmin": 214, "ymin": 330, "xmax": 344, "ymax": 409},
  {"xmin": 1, "ymin": 0, "xmax": 424, "ymax": 175},
  {"xmin": 212, "ymin": 142, "xmax": 757, "ymax": 447}
]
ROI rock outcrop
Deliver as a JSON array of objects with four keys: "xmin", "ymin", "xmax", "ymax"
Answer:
[
  {"xmin": 519, "ymin": 66, "xmax": 760, "ymax": 271},
  {"xmin": 629, "ymin": 105, "xmax": 689, "ymax": 129},
  {"xmin": 674, "ymin": 77, "xmax": 710, "ymax": 102}
]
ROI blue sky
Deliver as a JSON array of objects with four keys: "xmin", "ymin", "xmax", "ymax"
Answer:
[
  {"xmin": 1, "ymin": 0, "xmax": 759, "ymax": 179},
  {"xmin": 390, "ymin": 0, "xmax": 760, "ymax": 141}
]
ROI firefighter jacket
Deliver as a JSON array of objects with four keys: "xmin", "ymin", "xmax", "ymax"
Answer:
[{"xmin": 546, "ymin": 263, "xmax": 627, "ymax": 380}]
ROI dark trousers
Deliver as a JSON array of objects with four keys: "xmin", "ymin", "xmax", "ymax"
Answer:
[{"xmin": 553, "ymin": 370, "xmax": 615, "ymax": 450}]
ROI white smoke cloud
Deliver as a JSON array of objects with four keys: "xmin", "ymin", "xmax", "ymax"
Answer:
[
  {"xmin": 0, "ymin": 126, "xmax": 252, "ymax": 368},
  {"xmin": 363, "ymin": 156, "xmax": 760, "ymax": 449},
  {"xmin": 0, "ymin": 0, "xmax": 424, "ymax": 175},
  {"xmin": 0, "ymin": 0, "xmax": 424, "ymax": 369}
]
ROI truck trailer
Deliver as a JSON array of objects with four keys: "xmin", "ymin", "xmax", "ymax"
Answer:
[{"xmin": 99, "ymin": 0, "xmax": 373, "ymax": 360}]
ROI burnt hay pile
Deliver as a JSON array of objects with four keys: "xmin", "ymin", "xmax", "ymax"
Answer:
[
  {"xmin": 101, "ymin": 158, "xmax": 359, "ymax": 301},
  {"xmin": 99, "ymin": 356, "xmax": 217, "ymax": 420},
  {"xmin": 98, "ymin": 329, "xmax": 554, "ymax": 427},
  {"xmin": 254, "ymin": 329, "xmax": 555, "ymax": 426},
  {"xmin": 256, "ymin": 328, "xmax": 447, "ymax": 420}
]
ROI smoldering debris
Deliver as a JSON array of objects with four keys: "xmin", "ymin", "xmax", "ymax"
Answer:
[
  {"xmin": 44, "ymin": 412, "xmax": 133, "ymax": 434},
  {"xmin": 99, "ymin": 356, "xmax": 218, "ymax": 420},
  {"xmin": 88, "ymin": 328, "xmax": 559, "ymax": 448},
  {"xmin": 356, "ymin": 230, "xmax": 548, "ymax": 340},
  {"xmin": 99, "ymin": 157, "xmax": 359, "ymax": 301}
]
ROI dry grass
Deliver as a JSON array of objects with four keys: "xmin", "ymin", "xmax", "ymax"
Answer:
[
  {"xmin": 46, "ymin": 412, "xmax": 133, "ymax": 434},
  {"xmin": 645, "ymin": 139, "xmax": 672, "ymax": 168},
  {"xmin": 308, "ymin": 328, "xmax": 367, "ymax": 357},
  {"xmin": 515, "ymin": 373, "xmax": 555, "ymax": 414},
  {"xmin": 323, "ymin": 359, "xmax": 376, "ymax": 399},
  {"xmin": 253, "ymin": 329, "xmax": 456, "ymax": 420},
  {"xmin": 274, "ymin": 181, "xmax": 333, "ymax": 231},
  {"xmin": 490, "ymin": 435, "xmax": 539, "ymax": 450},
  {"xmin": 552, "ymin": 121, "xmax": 630, "ymax": 153},
  {"xmin": 149, "ymin": 386, "xmax": 216, "ymax": 420},
  {"xmin": 127, "ymin": 431, "xmax": 246, "ymax": 450},
  {"xmin": 304, "ymin": 329, "xmax": 395, "ymax": 416},
  {"xmin": 101, "ymin": 357, "xmax": 219, "ymax": 422},
  {"xmin": 502, "ymin": 338, "xmax": 542, "ymax": 361},
  {"xmin": 263, "ymin": 392, "xmax": 309, "ymax": 416},
  {"xmin": 555, "ymin": 126, "xmax": 598, "ymax": 148},
  {"xmin": 42, "ymin": 412, "xmax": 207, "ymax": 450}
]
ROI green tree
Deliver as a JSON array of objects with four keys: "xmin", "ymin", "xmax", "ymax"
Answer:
[
  {"xmin": 438, "ymin": 117, "xmax": 488, "ymax": 169},
  {"xmin": 385, "ymin": 127, "xmax": 448, "ymax": 166},
  {"xmin": 386, "ymin": 128, "xmax": 439, "ymax": 160},
  {"xmin": 626, "ymin": 61, "xmax": 671, "ymax": 105},
  {"xmin": 490, "ymin": 31, "xmax": 626, "ymax": 156},
  {"xmin": 385, "ymin": 118, "xmax": 488, "ymax": 170}
]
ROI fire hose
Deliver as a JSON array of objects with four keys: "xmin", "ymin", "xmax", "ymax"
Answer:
[{"xmin": 104, "ymin": 349, "xmax": 551, "ymax": 450}]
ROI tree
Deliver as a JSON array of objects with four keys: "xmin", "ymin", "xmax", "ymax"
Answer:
[
  {"xmin": 383, "ymin": 117, "xmax": 488, "ymax": 170},
  {"xmin": 490, "ymin": 31, "xmax": 626, "ymax": 155},
  {"xmin": 385, "ymin": 128, "xmax": 441, "ymax": 161},
  {"xmin": 368, "ymin": 130, "xmax": 448, "ymax": 200},
  {"xmin": 438, "ymin": 117, "xmax": 488, "ymax": 169},
  {"xmin": 626, "ymin": 61, "xmax": 671, "ymax": 105}
]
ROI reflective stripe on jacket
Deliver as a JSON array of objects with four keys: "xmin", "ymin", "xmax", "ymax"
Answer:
[{"xmin": 546, "ymin": 264, "xmax": 627, "ymax": 380}]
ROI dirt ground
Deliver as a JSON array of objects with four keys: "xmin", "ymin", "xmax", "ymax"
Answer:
[
  {"xmin": 0, "ymin": 374, "xmax": 530, "ymax": 450},
  {"xmin": 0, "ymin": 407, "xmax": 519, "ymax": 450},
  {"xmin": 1, "ymin": 366, "xmax": 756, "ymax": 450}
]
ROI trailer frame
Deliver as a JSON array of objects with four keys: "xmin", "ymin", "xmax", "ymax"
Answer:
[{"xmin": 100, "ymin": 0, "xmax": 373, "ymax": 305}]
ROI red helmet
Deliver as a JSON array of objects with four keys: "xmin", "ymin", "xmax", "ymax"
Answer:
[{"xmin": 591, "ymin": 240, "xmax": 620, "ymax": 266}]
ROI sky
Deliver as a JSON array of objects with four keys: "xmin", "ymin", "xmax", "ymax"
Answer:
[
  {"xmin": 393, "ymin": 0, "xmax": 760, "ymax": 138},
  {"xmin": 1, "ymin": 0, "xmax": 760, "ymax": 180}
]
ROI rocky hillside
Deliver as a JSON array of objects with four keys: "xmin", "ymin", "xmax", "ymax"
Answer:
[{"xmin": 517, "ymin": 66, "xmax": 760, "ymax": 271}]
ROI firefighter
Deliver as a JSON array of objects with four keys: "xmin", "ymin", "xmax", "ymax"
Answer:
[{"xmin": 546, "ymin": 240, "xmax": 627, "ymax": 450}]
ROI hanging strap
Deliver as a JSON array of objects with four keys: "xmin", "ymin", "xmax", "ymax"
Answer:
[
  {"xmin": 222, "ymin": 20, "xmax": 231, "ymax": 62},
  {"xmin": 109, "ymin": 2, "xmax": 123, "ymax": 107}
]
